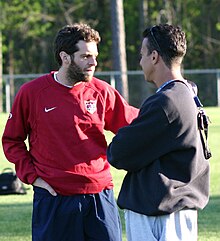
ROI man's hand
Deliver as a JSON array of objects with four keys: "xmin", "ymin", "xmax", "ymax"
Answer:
[{"xmin": 33, "ymin": 177, "xmax": 57, "ymax": 196}]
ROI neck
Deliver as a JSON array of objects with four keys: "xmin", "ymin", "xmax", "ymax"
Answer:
[
  {"xmin": 154, "ymin": 65, "xmax": 184, "ymax": 88},
  {"xmin": 54, "ymin": 71, "xmax": 73, "ymax": 87},
  {"xmin": 56, "ymin": 67, "xmax": 76, "ymax": 87}
]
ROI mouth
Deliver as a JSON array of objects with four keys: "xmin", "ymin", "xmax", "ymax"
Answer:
[{"xmin": 84, "ymin": 69, "xmax": 94, "ymax": 74}]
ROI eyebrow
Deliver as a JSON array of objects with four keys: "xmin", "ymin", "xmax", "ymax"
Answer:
[{"xmin": 81, "ymin": 53, "xmax": 98, "ymax": 57}]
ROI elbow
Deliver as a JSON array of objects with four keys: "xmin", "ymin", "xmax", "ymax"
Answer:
[
  {"xmin": 107, "ymin": 144, "xmax": 123, "ymax": 169},
  {"xmin": 107, "ymin": 144, "xmax": 130, "ymax": 171}
]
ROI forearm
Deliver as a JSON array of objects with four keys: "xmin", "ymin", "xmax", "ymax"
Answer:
[
  {"xmin": 2, "ymin": 137, "xmax": 38, "ymax": 184},
  {"xmin": 107, "ymin": 101, "xmax": 170, "ymax": 172}
]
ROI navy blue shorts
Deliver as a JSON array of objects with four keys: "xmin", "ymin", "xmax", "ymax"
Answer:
[{"xmin": 32, "ymin": 187, "xmax": 122, "ymax": 241}]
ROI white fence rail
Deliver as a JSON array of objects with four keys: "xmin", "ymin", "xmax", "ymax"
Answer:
[{"xmin": 3, "ymin": 69, "xmax": 220, "ymax": 113}]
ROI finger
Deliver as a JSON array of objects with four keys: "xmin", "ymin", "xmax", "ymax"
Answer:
[
  {"xmin": 41, "ymin": 182, "xmax": 57, "ymax": 196},
  {"xmin": 46, "ymin": 185, "xmax": 57, "ymax": 196}
]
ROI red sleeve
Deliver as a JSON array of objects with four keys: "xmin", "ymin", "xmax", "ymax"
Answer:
[
  {"xmin": 104, "ymin": 86, "xmax": 139, "ymax": 134},
  {"xmin": 2, "ymin": 85, "xmax": 38, "ymax": 184}
]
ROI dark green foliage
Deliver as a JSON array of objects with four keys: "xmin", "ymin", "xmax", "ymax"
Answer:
[{"xmin": 1, "ymin": 0, "xmax": 220, "ymax": 75}]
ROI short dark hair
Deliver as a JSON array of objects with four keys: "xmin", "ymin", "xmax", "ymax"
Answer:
[
  {"xmin": 54, "ymin": 23, "xmax": 101, "ymax": 66},
  {"xmin": 142, "ymin": 24, "xmax": 186, "ymax": 68}
]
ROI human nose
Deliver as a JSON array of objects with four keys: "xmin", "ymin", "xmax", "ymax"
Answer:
[
  {"xmin": 139, "ymin": 58, "xmax": 142, "ymax": 67},
  {"xmin": 89, "ymin": 56, "xmax": 97, "ymax": 66}
]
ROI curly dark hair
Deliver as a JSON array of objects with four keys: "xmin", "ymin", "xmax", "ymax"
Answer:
[
  {"xmin": 143, "ymin": 24, "xmax": 187, "ymax": 68},
  {"xmin": 54, "ymin": 23, "xmax": 101, "ymax": 66}
]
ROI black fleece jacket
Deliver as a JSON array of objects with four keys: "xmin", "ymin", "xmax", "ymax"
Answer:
[{"xmin": 107, "ymin": 81, "xmax": 209, "ymax": 216}]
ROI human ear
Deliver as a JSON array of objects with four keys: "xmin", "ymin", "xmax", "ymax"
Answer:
[
  {"xmin": 59, "ymin": 51, "xmax": 70, "ymax": 64},
  {"xmin": 151, "ymin": 50, "xmax": 159, "ymax": 64}
]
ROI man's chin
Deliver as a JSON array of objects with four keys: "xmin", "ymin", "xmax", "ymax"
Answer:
[{"xmin": 84, "ymin": 74, "xmax": 93, "ymax": 81}]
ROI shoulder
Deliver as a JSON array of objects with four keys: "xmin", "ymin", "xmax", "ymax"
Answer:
[
  {"xmin": 156, "ymin": 82, "xmax": 197, "ymax": 121},
  {"xmin": 21, "ymin": 73, "xmax": 53, "ymax": 90},
  {"xmin": 18, "ymin": 73, "xmax": 54, "ymax": 98},
  {"xmin": 165, "ymin": 82, "xmax": 195, "ymax": 109},
  {"xmin": 153, "ymin": 82, "xmax": 194, "ymax": 107},
  {"xmin": 89, "ymin": 77, "xmax": 113, "ymax": 90},
  {"xmin": 140, "ymin": 84, "xmax": 184, "ymax": 118},
  {"xmin": 87, "ymin": 77, "xmax": 121, "ymax": 99}
]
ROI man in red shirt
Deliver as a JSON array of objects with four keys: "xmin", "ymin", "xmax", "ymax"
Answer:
[{"xmin": 2, "ymin": 23, "xmax": 138, "ymax": 241}]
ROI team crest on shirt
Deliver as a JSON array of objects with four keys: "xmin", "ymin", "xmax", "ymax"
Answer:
[{"xmin": 84, "ymin": 100, "xmax": 97, "ymax": 114}]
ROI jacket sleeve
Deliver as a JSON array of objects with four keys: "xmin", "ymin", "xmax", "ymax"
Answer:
[
  {"xmin": 107, "ymin": 98, "xmax": 172, "ymax": 172},
  {"xmin": 104, "ymin": 86, "xmax": 139, "ymax": 134},
  {"xmin": 2, "ymin": 85, "xmax": 38, "ymax": 184}
]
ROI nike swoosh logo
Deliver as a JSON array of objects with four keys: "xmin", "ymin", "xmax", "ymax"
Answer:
[{"xmin": 44, "ymin": 107, "xmax": 57, "ymax": 112}]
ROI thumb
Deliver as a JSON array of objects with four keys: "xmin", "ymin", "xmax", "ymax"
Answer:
[
  {"xmin": 46, "ymin": 185, "xmax": 57, "ymax": 196},
  {"xmin": 33, "ymin": 177, "xmax": 57, "ymax": 196}
]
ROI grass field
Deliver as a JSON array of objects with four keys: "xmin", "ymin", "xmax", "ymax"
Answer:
[{"xmin": 0, "ymin": 107, "xmax": 220, "ymax": 241}]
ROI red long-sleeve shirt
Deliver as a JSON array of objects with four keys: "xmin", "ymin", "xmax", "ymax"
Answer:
[{"xmin": 2, "ymin": 72, "xmax": 138, "ymax": 195}]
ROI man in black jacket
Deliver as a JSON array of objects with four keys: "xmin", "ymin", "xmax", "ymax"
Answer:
[{"xmin": 107, "ymin": 24, "xmax": 210, "ymax": 241}]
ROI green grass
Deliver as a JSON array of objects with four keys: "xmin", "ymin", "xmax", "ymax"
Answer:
[{"xmin": 0, "ymin": 108, "xmax": 220, "ymax": 241}]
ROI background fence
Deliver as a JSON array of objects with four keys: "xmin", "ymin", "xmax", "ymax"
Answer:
[{"xmin": 2, "ymin": 69, "xmax": 220, "ymax": 112}]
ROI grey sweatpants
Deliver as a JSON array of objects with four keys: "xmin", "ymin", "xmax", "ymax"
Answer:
[{"xmin": 124, "ymin": 209, "xmax": 197, "ymax": 241}]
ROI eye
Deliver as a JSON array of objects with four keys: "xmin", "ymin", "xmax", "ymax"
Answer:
[
  {"xmin": 82, "ymin": 55, "xmax": 89, "ymax": 60},
  {"xmin": 139, "ymin": 53, "xmax": 143, "ymax": 60},
  {"xmin": 81, "ymin": 54, "xmax": 98, "ymax": 61}
]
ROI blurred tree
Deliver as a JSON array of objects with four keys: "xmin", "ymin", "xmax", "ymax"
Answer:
[
  {"xmin": 1, "ymin": 0, "xmax": 220, "ymax": 74},
  {"xmin": 110, "ymin": 0, "xmax": 128, "ymax": 100},
  {"xmin": 1, "ymin": 0, "xmax": 220, "ymax": 111},
  {"xmin": 0, "ymin": 30, "xmax": 2, "ymax": 112}
]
